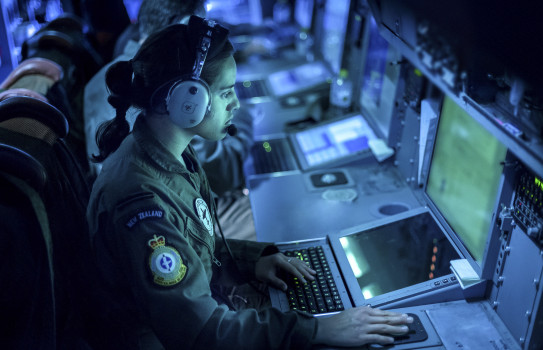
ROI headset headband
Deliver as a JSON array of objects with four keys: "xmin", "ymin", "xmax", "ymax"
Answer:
[{"xmin": 192, "ymin": 19, "xmax": 216, "ymax": 81}]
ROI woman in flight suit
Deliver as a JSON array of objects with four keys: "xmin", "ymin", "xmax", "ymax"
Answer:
[{"xmin": 86, "ymin": 15, "xmax": 412, "ymax": 349}]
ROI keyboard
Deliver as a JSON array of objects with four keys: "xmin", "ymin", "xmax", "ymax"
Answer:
[
  {"xmin": 284, "ymin": 246, "xmax": 345, "ymax": 314},
  {"xmin": 251, "ymin": 139, "xmax": 298, "ymax": 174}
]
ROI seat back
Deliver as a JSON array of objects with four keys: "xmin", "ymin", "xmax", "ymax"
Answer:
[
  {"xmin": 0, "ymin": 57, "xmax": 63, "ymax": 93},
  {"xmin": 0, "ymin": 95, "xmax": 68, "ymax": 140},
  {"xmin": 21, "ymin": 16, "xmax": 105, "ymax": 181},
  {"xmin": 0, "ymin": 95, "xmax": 95, "ymax": 348},
  {"xmin": 0, "ymin": 88, "xmax": 49, "ymax": 102},
  {"xmin": 0, "ymin": 143, "xmax": 57, "ymax": 349}
]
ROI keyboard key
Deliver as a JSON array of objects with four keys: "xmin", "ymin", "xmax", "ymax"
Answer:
[
  {"xmin": 283, "ymin": 246, "xmax": 343, "ymax": 314},
  {"xmin": 251, "ymin": 139, "xmax": 297, "ymax": 174}
]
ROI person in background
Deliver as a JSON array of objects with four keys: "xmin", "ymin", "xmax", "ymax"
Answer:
[
  {"xmin": 79, "ymin": 0, "xmax": 132, "ymax": 62},
  {"xmin": 84, "ymin": 0, "xmax": 256, "ymax": 240},
  {"xmin": 86, "ymin": 16, "xmax": 412, "ymax": 349}
]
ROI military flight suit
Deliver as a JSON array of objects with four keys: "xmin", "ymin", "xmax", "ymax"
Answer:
[{"xmin": 86, "ymin": 117, "xmax": 317, "ymax": 349}]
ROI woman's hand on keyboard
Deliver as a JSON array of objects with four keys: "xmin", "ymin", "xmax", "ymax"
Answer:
[
  {"xmin": 255, "ymin": 253, "xmax": 316, "ymax": 291},
  {"xmin": 312, "ymin": 306, "xmax": 413, "ymax": 347}
]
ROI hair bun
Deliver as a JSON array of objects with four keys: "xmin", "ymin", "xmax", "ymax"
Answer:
[
  {"xmin": 105, "ymin": 60, "xmax": 134, "ymax": 97},
  {"xmin": 107, "ymin": 94, "xmax": 130, "ymax": 111}
]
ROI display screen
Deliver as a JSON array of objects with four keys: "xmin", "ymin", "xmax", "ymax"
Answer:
[
  {"xmin": 320, "ymin": 0, "xmax": 350, "ymax": 73},
  {"xmin": 426, "ymin": 96, "xmax": 507, "ymax": 264},
  {"xmin": 339, "ymin": 212, "xmax": 460, "ymax": 299},
  {"xmin": 359, "ymin": 16, "xmax": 402, "ymax": 139},
  {"xmin": 294, "ymin": 114, "xmax": 377, "ymax": 167},
  {"xmin": 206, "ymin": 0, "xmax": 261, "ymax": 25},
  {"xmin": 294, "ymin": 0, "xmax": 314, "ymax": 29},
  {"xmin": 267, "ymin": 61, "xmax": 332, "ymax": 97}
]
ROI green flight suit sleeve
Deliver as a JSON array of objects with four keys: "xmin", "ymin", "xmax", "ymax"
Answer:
[
  {"xmin": 105, "ymin": 196, "xmax": 317, "ymax": 350},
  {"xmin": 212, "ymin": 236, "xmax": 279, "ymax": 285}
]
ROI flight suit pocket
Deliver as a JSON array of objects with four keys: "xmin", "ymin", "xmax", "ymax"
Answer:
[{"xmin": 185, "ymin": 217, "xmax": 217, "ymax": 273}]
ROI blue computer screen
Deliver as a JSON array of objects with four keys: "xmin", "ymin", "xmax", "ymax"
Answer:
[
  {"xmin": 359, "ymin": 16, "xmax": 401, "ymax": 139},
  {"xmin": 267, "ymin": 61, "xmax": 332, "ymax": 97},
  {"xmin": 206, "ymin": 0, "xmax": 261, "ymax": 25},
  {"xmin": 360, "ymin": 17, "xmax": 389, "ymax": 108},
  {"xmin": 294, "ymin": 114, "xmax": 377, "ymax": 167},
  {"xmin": 294, "ymin": 0, "xmax": 314, "ymax": 29},
  {"xmin": 320, "ymin": 0, "xmax": 350, "ymax": 73}
]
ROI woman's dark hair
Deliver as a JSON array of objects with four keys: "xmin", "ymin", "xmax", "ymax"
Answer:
[{"xmin": 92, "ymin": 16, "xmax": 234, "ymax": 162}]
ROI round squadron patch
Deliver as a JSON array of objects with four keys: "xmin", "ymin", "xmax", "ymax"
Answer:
[
  {"xmin": 194, "ymin": 198, "xmax": 214, "ymax": 236},
  {"xmin": 148, "ymin": 235, "xmax": 186, "ymax": 286}
]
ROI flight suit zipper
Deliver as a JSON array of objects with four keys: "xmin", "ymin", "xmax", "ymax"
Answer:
[
  {"xmin": 186, "ymin": 228, "xmax": 221, "ymax": 267},
  {"xmin": 212, "ymin": 256, "xmax": 222, "ymax": 267}
]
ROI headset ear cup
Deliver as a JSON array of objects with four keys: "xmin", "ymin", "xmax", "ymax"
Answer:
[{"xmin": 166, "ymin": 79, "xmax": 210, "ymax": 128}]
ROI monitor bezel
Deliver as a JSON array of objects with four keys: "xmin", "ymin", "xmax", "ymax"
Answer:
[
  {"xmin": 288, "ymin": 113, "xmax": 378, "ymax": 171},
  {"xmin": 294, "ymin": 0, "xmax": 316, "ymax": 30},
  {"xmin": 421, "ymin": 94, "xmax": 508, "ymax": 279},
  {"xmin": 328, "ymin": 206, "xmax": 464, "ymax": 308},
  {"xmin": 352, "ymin": 14, "xmax": 405, "ymax": 143},
  {"xmin": 313, "ymin": 0, "xmax": 353, "ymax": 74}
]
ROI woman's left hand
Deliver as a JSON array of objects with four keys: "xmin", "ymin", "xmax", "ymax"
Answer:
[{"xmin": 255, "ymin": 252, "xmax": 316, "ymax": 291}]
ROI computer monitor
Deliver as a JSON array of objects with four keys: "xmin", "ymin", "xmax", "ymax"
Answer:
[
  {"xmin": 337, "ymin": 209, "xmax": 460, "ymax": 301},
  {"xmin": 294, "ymin": 0, "xmax": 314, "ymax": 30},
  {"xmin": 426, "ymin": 95, "xmax": 507, "ymax": 266},
  {"xmin": 358, "ymin": 15, "xmax": 402, "ymax": 139},
  {"xmin": 319, "ymin": 0, "xmax": 351, "ymax": 73},
  {"xmin": 326, "ymin": 96, "xmax": 506, "ymax": 308},
  {"xmin": 266, "ymin": 60, "xmax": 331, "ymax": 97},
  {"xmin": 292, "ymin": 113, "xmax": 377, "ymax": 169},
  {"xmin": 206, "ymin": 0, "xmax": 262, "ymax": 26}
]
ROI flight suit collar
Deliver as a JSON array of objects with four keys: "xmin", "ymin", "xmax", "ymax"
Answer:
[
  {"xmin": 132, "ymin": 116, "xmax": 200, "ymax": 175},
  {"xmin": 131, "ymin": 116, "xmax": 214, "ymax": 222}
]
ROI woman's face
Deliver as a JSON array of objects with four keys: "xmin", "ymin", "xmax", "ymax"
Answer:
[{"xmin": 193, "ymin": 56, "xmax": 240, "ymax": 141}]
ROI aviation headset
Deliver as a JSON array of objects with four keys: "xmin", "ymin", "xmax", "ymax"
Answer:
[{"xmin": 164, "ymin": 18, "xmax": 218, "ymax": 128}]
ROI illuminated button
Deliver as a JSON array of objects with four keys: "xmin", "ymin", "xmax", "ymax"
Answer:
[
  {"xmin": 434, "ymin": 281, "xmax": 441, "ymax": 286},
  {"xmin": 442, "ymin": 278, "xmax": 449, "ymax": 283}
]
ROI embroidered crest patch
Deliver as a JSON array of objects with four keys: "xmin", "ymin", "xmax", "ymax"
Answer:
[
  {"xmin": 148, "ymin": 235, "xmax": 186, "ymax": 286},
  {"xmin": 194, "ymin": 198, "xmax": 214, "ymax": 236}
]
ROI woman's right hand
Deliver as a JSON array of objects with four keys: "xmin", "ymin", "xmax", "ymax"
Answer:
[{"xmin": 312, "ymin": 306, "xmax": 413, "ymax": 347}]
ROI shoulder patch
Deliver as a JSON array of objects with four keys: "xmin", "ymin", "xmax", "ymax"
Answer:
[
  {"xmin": 148, "ymin": 235, "xmax": 187, "ymax": 286},
  {"xmin": 194, "ymin": 198, "xmax": 214, "ymax": 236},
  {"xmin": 125, "ymin": 208, "xmax": 165, "ymax": 229}
]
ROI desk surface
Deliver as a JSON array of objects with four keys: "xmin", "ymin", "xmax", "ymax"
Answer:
[{"xmin": 248, "ymin": 163, "xmax": 423, "ymax": 243}]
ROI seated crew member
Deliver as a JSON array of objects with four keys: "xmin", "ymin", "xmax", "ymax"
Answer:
[
  {"xmin": 84, "ymin": 0, "xmax": 255, "ymax": 240},
  {"xmin": 86, "ymin": 17, "xmax": 412, "ymax": 349}
]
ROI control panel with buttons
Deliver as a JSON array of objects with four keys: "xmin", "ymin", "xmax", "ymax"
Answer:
[{"xmin": 513, "ymin": 167, "xmax": 543, "ymax": 246}]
